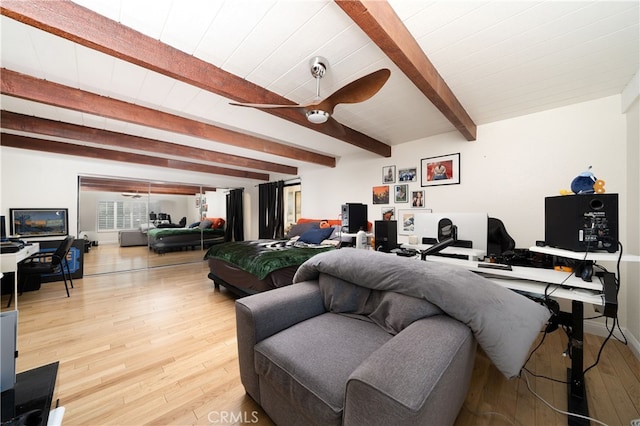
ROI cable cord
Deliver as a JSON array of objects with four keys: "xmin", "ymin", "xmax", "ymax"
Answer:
[
  {"xmin": 461, "ymin": 403, "xmax": 515, "ymax": 425},
  {"xmin": 521, "ymin": 370, "xmax": 609, "ymax": 426},
  {"xmin": 583, "ymin": 316, "xmax": 616, "ymax": 377}
]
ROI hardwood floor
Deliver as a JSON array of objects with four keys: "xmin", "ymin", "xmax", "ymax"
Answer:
[
  {"xmin": 82, "ymin": 243, "xmax": 209, "ymax": 276},
  {"xmin": 3, "ymin": 256, "xmax": 638, "ymax": 425}
]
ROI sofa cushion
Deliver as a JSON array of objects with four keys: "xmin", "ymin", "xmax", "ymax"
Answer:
[
  {"xmin": 368, "ymin": 291, "xmax": 443, "ymax": 335},
  {"xmin": 254, "ymin": 312, "xmax": 392, "ymax": 425}
]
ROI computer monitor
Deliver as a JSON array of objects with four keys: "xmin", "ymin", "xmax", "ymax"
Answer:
[
  {"xmin": 0, "ymin": 215, "xmax": 6, "ymax": 241},
  {"xmin": 413, "ymin": 212, "xmax": 488, "ymax": 258}
]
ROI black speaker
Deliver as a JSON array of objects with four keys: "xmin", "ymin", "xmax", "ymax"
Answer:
[
  {"xmin": 545, "ymin": 194, "xmax": 618, "ymax": 253},
  {"xmin": 375, "ymin": 220, "xmax": 397, "ymax": 253},
  {"xmin": 341, "ymin": 203, "xmax": 368, "ymax": 233}
]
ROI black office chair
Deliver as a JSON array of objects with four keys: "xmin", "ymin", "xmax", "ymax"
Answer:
[
  {"xmin": 487, "ymin": 217, "xmax": 516, "ymax": 260},
  {"xmin": 7, "ymin": 236, "xmax": 76, "ymax": 307}
]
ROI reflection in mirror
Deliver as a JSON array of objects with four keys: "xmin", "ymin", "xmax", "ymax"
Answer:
[
  {"xmin": 78, "ymin": 177, "xmax": 150, "ymax": 275},
  {"xmin": 78, "ymin": 176, "xmax": 223, "ymax": 275},
  {"xmin": 147, "ymin": 182, "xmax": 204, "ymax": 269}
]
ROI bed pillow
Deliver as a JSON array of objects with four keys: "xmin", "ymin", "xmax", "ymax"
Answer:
[
  {"xmin": 298, "ymin": 226, "xmax": 334, "ymax": 244},
  {"xmin": 206, "ymin": 217, "xmax": 226, "ymax": 229},
  {"xmin": 286, "ymin": 222, "xmax": 320, "ymax": 238},
  {"xmin": 199, "ymin": 219, "xmax": 213, "ymax": 229},
  {"xmin": 139, "ymin": 223, "xmax": 155, "ymax": 232}
]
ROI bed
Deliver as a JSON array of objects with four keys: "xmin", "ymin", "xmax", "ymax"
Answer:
[
  {"xmin": 204, "ymin": 219, "xmax": 349, "ymax": 296},
  {"xmin": 148, "ymin": 227, "xmax": 226, "ymax": 253}
]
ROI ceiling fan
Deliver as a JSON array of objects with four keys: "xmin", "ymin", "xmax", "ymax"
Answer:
[
  {"xmin": 121, "ymin": 192, "xmax": 142, "ymax": 199},
  {"xmin": 230, "ymin": 57, "xmax": 390, "ymax": 125}
]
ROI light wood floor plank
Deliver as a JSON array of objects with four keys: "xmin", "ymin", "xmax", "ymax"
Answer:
[{"xmin": 2, "ymin": 251, "xmax": 638, "ymax": 425}]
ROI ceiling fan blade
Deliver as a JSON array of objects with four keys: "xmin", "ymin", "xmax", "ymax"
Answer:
[
  {"xmin": 229, "ymin": 101, "xmax": 307, "ymax": 110},
  {"xmin": 317, "ymin": 68, "xmax": 391, "ymax": 113},
  {"xmin": 325, "ymin": 116, "xmax": 346, "ymax": 135}
]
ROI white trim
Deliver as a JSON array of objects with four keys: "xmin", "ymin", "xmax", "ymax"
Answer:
[{"xmin": 584, "ymin": 319, "xmax": 640, "ymax": 361}]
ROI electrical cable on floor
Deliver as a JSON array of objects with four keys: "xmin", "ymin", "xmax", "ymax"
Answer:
[
  {"xmin": 521, "ymin": 370, "xmax": 609, "ymax": 426},
  {"xmin": 461, "ymin": 403, "xmax": 515, "ymax": 425},
  {"xmin": 522, "ymin": 367, "xmax": 568, "ymax": 384}
]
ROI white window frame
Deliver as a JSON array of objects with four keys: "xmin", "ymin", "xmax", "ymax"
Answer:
[{"xmin": 97, "ymin": 200, "xmax": 149, "ymax": 232}]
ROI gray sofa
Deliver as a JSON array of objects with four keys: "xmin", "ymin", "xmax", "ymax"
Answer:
[
  {"xmin": 118, "ymin": 229, "xmax": 148, "ymax": 247},
  {"xmin": 235, "ymin": 250, "xmax": 551, "ymax": 426}
]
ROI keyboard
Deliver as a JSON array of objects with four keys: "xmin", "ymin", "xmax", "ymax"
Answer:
[{"xmin": 0, "ymin": 241, "xmax": 24, "ymax": 253}]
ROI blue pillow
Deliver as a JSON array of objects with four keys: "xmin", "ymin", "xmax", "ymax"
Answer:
[{"xmin": 298, "ymin": 227, "xmax": 334, "ymax": 244}]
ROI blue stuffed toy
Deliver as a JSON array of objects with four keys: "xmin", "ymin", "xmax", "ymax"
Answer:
[{"xmin": 571, "ymin": 166, "xmax": 597, "ymax": 194}]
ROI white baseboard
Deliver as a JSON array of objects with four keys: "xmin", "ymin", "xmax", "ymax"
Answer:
[{"xmin": 584, "ymin": 320, "xmax": 640, "ymax": 361}]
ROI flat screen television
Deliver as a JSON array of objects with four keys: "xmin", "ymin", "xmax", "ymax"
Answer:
[{"xmin": 9, "ymin": 208, "xmax": 69, "ymax": 238}]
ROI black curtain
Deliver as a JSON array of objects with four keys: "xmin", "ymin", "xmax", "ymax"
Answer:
[
  {"xmin": 258, "ymin": 180, "xmax": 284, "ymax": 239},
  {"xmin": 225, "ymin": 189, "xmax": 244, "ymax": 242}
]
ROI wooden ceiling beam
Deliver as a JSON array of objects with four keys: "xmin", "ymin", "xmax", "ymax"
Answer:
[
  {"xmin": 79, "ymin": 177, "xmax": 217, "ymax": 196},
  {"xmin": 0, "ymin": 0, "xmax": 391, "ymax": 157},
  {"xmin": 0, "ymin": 133, "xmax": 270, "ymax": 181},
  {"xmin": 336, "ymin": 0, "xmax": 477, "ymax": 141},
  {"xmin": 1, "ymin": 111, "xmax": 297, "ymax": 175},
  {"xmin": 1, "ymin": 69, "xmax": 334, "ymax": 168}
]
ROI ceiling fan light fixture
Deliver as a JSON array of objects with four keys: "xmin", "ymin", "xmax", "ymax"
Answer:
[{"xmin": 306, "ymin": 109, "xmax": 329, "ymax": 124}]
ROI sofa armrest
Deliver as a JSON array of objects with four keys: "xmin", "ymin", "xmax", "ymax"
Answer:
[
  {"xmin": 235, "ymin": 281, "xmax": 325, "ymax": 402},
  {"xmin": 344, "ymin": 315, "xmax": 476, "ymax": 426}
]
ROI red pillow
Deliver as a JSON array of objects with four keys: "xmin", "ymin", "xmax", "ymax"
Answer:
[{"xmin": 206, "ymin": 217, "xmax": 226, "ymax": 229}]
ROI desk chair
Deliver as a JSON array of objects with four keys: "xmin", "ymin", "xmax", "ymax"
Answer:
[
  {"xmin": 7, "ymin": 236, "xmax": 75, "ymax": 307},
  {"xmin": 487, "ymin": 217, "xmax": 516, "ymax": 260}
]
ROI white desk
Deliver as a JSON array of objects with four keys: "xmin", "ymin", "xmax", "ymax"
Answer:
[
  {"xmin": 419, "ymin": 248, "xmax": 630, "ymax": 425},
  {"xmin": 1, "ymin": 243, "xmax": 39, "ymax": 309},
  {"xmin": 421, "ymin": 254, "xmax": 604, "ymax": 295}
]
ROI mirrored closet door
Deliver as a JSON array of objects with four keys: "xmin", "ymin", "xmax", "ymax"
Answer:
[{"xmin": 78, "ymin": 176, "xmax": 219, "ymax": 275}]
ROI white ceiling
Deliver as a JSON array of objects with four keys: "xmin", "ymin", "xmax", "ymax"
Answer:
[{"xmin": 1, "ymin": 0, "xmax": 638, "ymax": 181}]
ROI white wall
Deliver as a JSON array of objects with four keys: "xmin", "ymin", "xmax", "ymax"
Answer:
[
  {"xmin": 299, "ymin": 95, "xmax": 638, "ymax": 350},
  {"xmin": 203, "ymin": 190, "xmax": 227, "ymax": 220},
  {"xmin": 623, "ymin": 74, "xmax": 640, "ymax": 346},
  {"xmin": 301, "ymin": 95, "xmax": 628, "ymax": 248}
]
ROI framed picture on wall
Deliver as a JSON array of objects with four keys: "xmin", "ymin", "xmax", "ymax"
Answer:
[
  {"xmin": 372, "ymin": 185, "xmax": 390, "ymax": 204},
  {"xmin": 398, "ymin": 210, "xmax": 415, "ymax": 234},
  {"xmin": 398, "ymin": 167, "xmax": 417, "ymax": 182},
  {"xmin": 381, "ymin": 207, "xmax": 395, "ymax": 221},
  {"xmin": 382, "ymin": 165, "xmax": 396, "ymax": 183},
  {"xmin": 411, "ymin": 190, "xmax": 425, "ymax": 208},
  {"xmin": 421, "ymin": 153, "xmax": 460, "ymax": 187},
  {"xmin": 394, "ymin": 184, "xmax": 408, "ymax": 203}
]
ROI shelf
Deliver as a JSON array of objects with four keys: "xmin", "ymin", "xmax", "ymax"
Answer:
[
  {"xmin": 529, "ymin": 246, "xmax": 640, "ymax": 262},
  {"xmin": 421, "ymin": 255, "xmax": 603, "ymax": 292}
]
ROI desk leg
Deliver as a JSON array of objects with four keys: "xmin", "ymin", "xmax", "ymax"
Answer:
[{"xmin": 567, "ymin": 300, "xmax": 589, "ymax": 426}]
